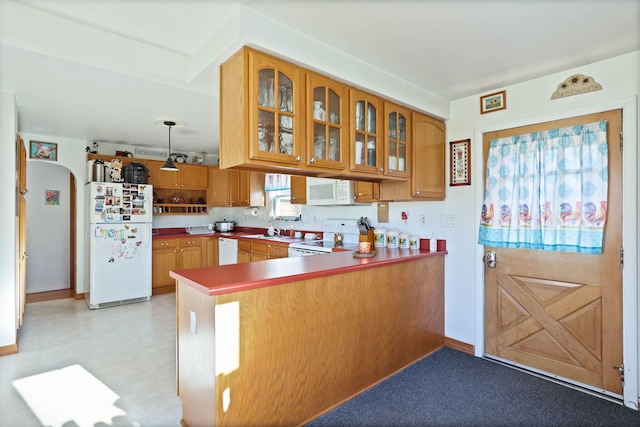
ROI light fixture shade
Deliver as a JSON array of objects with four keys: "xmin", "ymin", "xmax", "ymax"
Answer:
[
  {"xmin": 160, "ymin": 120, "xmax": 179, "ymax": 171},
  {"xmin": 160, "ymin": 158, "xmax": 179, "ymax": 171}
]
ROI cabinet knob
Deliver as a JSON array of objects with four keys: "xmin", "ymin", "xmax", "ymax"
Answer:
[
  {"xmin": 387, "ymin": 170, "xmax": 392, "ymax": 174},
  {"xmin": 296, "ymin": 156, "xmax": 301, "ymax": 162},
  {"xmin": 414, "ymin": 191, "xmax": 420, "ymax": 195},
  {"xmin": 378, "ymin": 168, "xmax": 384, "ymax": 173},
  {"xmin": 310, "ymin": 157, "xmax": 316, "ymax": 163}
]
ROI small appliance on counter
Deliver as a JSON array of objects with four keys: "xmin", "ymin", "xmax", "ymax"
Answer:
[
  {"xmin": 214, "ymin": 220, "xmax": 236, "ymax": 232},
  {"xmin": 123, "ymin": 162, "xmax": 149, "ymax": 184},
  {"xmin": 288, "ymin": 219, "xmax": 360, "ymax": 257}
]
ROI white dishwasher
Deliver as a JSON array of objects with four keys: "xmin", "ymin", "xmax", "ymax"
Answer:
[{"xmin": 218, "ymin": 238, "xmax": 238, "ymax": 265}]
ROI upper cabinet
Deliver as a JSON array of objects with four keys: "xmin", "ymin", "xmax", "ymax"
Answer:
[
  {"xmin": 220, "ymin": 47, "xmax": 305, "ymax": 171},
  {"xmin": 380, "ymin": 112, "xmax": 445, "ymax": 201},
  {"xmin": 219, "ymin": 46, "xmax": 445, "ymax": 199},
  {"xmin": 349, "ymin": 88, "xmax": 382, "ymax": 177},
  {"xmin": 411, "ymin": 112, "xmax": 445, "ymax": 199},
  {"xmin": 208, "ymin": 166, "xmax": 266, "ymax": 207},
  {"xmin": 147, "ymin": 160, "xmax": 208, "ymax": 190},
  {"xmin": 306, "ymin": 71, "xmax": 348, "ymax": 170},
  {"xmin": 383, "ymin": 102, "xmax": 411, "ymax": 179}
]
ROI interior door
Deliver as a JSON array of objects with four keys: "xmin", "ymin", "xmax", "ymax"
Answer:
[
  {"xmin": 483, "ymin": 110, "xmax": 623, "ymax": 395},
  {"xmin": 16, "ymin": 135, "xmax": 27, "ymax": 326}
]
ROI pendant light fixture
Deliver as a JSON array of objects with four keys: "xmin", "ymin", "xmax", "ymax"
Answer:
[
  {"xmin": 154, "ymin": 117, "xmax": 187, "ymax": 171},
  {"xmin": 160, "ymin": 120, "xmax": 179, "ymax": 171}
]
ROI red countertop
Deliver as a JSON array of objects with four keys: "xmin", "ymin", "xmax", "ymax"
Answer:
[
  {"xmin": 152, "ymin": 227, "xmax": 323, "ymax": 243},
  {"xmin": 169, "ymin": 247, "xmax": 447, "ymax": 297}
]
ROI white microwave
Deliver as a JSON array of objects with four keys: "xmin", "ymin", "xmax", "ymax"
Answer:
[{"xmin": 306, "ymin": 177, "xmax": 359, "ymax": 205}]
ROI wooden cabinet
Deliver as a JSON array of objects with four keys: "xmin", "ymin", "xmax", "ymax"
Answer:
[
  {"xmin": 220, "ymin": 46, "xmax": 305, "ymax": 171},
  {"xmin": 219, "ymin": 46, "xmax": 445, "ymax": 197},
  {"xmin": 306, "ymin": 71, "xmax": 348, "ymax": 170},
  {"xmin": 268, "ymin": 243, "xmax": 288, "ymax": 259},
  {"xmin": 290, "ymin": 176, "xmax": 306, "ymax": 204},
  {"xmin": 147, "ymin": 160, "xmax": 209, "ymax": 215},
  {"xmin": 349, "ymin": 88, "xmax": 383, "ymax": 177},
  {"xmin": 208, "ymin": 167, "xmax": 265, "ymax": 207},
  {"xmin": 208, "ymin": 166, "xmax": 231, "ymax": 206},
  {"xmin": 411, "ymin": 112, "xmax": 445, "ymax": 199},
  {"xmin": 237, "ymin": 239, "xmax": 287, "ymax": 262},
  {"xmin": 152, "ymin": 237, "xmax": 205, "ymax": 294},
  {"xmin": 237, "ymin": 240, "xmax": 251, "ymax": 264},
  {"xmin": 230, "ymin": 170, "xmax": 265, "ymax": 207},
  {"xmin": 380, "ymin": 112, "xmax": 445, "ymax": 201},
  {"xmin": 383, "ymin": 102, "xmax": 411, "ymax": 179},
  {"xmin": 147, "ymin": 160, "xmax": 208, "ymax": 190},
  {"xmin": 152, "ymin": 238, "xmax": 179, "ymax": 294},
  {"xmin": 354, "ymin": 181, "xmax": 380, "ymax": 203},
  {"xmin": 250, "ymin": 241, "xmax": 269, "ymax": 262},
  {"xmin": 205, "ymin": 237, "xmax": 218, "ymax": 267}
]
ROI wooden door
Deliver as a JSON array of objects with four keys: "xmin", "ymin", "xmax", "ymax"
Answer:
[
  {"xmin": 16, "ymin": 135, "xmax": 27, "ymax": 326},
  {"xmin": 484, "ymin": 110, "xmax": 623, "ymax": 395},
  {"xmin": 290, "ymin": 176, "xmax": 306, "ymax": 204},
  {"xmin": 208, "ymin": 167, "xmax": 231, "ymax": 206},
  {"xmin": 179, "ymin": 164, "xmax": 208, "ymax": 189},
  {"xmin": 180, "ymin": 245, "xmax": 203, "ymax": 270},
  {"xmin": 147, "ymin": 160, "xmax": 179, "ymax": 188}
]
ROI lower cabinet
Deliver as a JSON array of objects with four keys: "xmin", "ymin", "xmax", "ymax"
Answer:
[
  {"xmin": 152, "ymin": 237, "xmax": 207, "ymax": 294},
  {"xmin": 268, "ymin": 243, "xmax": 288, "ymax": 259},
  {"xmin": 237, "ymin": 240, "xmax": 251, "ymax": 263},
  {"xmin": 237, "ymin": 239, "xmax": 288, "ymax": 262}
]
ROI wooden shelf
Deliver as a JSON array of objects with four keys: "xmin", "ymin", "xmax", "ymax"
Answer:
[{"xmin": 154, "ymin": 204, "xmax": 208, "ymax": 215}]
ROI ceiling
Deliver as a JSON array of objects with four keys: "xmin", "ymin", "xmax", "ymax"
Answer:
[{"xmin": 1, "ymin": 0, "xmax": 638, "ymax": 156}]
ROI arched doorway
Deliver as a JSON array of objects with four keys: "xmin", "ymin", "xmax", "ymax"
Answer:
[{"xmin": 25, "ymin": 161, "xmax": 77, "ymax": 301}]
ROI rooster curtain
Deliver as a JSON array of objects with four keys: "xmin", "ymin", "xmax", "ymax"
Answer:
[{"xmin": 478, "ymin": 120, "xmax": 608, "ymax": 254}]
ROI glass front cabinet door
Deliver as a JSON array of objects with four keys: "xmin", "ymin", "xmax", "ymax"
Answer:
[
  {"xmin": 306, "ymin": 71, "xmax": 347, "ymax": 170},
  {"xmin": 249, "ymin": 50, "xmax": 304, "ymax": 166},
  {"xmin": 350, "ymin": 88, "xmax": 382, "ymax": 176},
  {"xmin": 383, "ymin": 102, "xmax": 411, "ymax": 179}
]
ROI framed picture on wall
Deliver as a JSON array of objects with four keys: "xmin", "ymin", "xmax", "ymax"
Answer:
[
  {"xmin": 450, "ymin": 139, "xmax": 471, "ymax": 186},
  {"xmin": 29, "ymin": 141, "xmax": 58, "ymax": 161},
  {"xmin": 480, "ymin": 90, "xmax": 506, "ymax": 114}
]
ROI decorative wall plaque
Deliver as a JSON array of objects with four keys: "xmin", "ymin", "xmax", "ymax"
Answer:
[{"xmin": 551, "ymin": 74, "xmax": 602, "ymax": 99}]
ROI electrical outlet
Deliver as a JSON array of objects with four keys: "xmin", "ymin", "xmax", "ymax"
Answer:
[{"xmin": 420, "ymin": 214, "xmax": 426, "ymax": 226}]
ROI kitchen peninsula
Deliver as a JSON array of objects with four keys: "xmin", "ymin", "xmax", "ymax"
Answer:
[{"xmin": 170, "ymin": 247, "xmax": 446, "ymax": 426}]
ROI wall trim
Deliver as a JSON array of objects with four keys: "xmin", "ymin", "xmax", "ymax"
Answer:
[
  {"xmin": 445, "ymin": 337, "xmax": 474, "ymax": 355},
  {"xmin": 0, "ymin": 335, "xmax": 18, "ymax": 356}
]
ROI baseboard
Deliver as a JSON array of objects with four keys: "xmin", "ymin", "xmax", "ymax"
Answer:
[
  {"xmin": 444, "ymin": 337, "xmax": 474, "ymax": 355},
  {"xmin": 74, "ymin": 292, "xmax": 84, "ymax": 300},
  {"xmin": 0, "ymin": 332, "xmax": 18, "ymax": 356}
]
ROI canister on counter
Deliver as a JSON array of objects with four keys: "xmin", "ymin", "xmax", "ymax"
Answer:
[
  {"xmin": 398, "ymin": 232, "xmax": 409, "ymax": 249},
  {"xmin": 409, "ymin": 235, "xmax": 420, "ymax": 250},
  {"xmin": 385, "ymin": 230, "xmax": 399, "ymax": 248},
  {"xmin": 373, "ymin": 228, "xmax": 387, "ymax": 247}
]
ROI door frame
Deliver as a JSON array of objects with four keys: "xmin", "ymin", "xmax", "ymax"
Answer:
[{"xmin": 473, "ymin": 96, "xmax": 638, "ymax": 409}]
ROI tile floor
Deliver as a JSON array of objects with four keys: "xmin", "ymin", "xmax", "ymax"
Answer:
[{"xmin": 0, "ymin": 294, "xmax": 182, "ymax": 427}]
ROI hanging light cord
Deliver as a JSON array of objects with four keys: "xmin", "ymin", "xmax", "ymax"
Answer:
[{"xmin": 160, "ymin": 120, "xmax": 178, "ymax": 171}]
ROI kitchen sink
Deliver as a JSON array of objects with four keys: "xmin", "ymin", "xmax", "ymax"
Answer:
[{"xmin": 244, "ymin": 234, "xmax": 291, "ymax": 242}]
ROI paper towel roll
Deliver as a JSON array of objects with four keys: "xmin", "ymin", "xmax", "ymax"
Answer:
[{"xmin": 243, "ymin": 208, "xmax": 259, "ymax": 216}]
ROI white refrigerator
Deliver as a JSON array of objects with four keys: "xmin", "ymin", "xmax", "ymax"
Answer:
[{"xmin": 85, "ymin": 182, "xmax": 153, "ymax": 309}]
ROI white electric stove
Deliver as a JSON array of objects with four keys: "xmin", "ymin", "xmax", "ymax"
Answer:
[{"xmin": 288, "ymin": 219, "xmax": 361, "ymax": 256}]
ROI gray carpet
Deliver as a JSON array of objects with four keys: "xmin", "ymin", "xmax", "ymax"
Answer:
[{"xmin": 308, "ymin": 347, "xmax": 640, "ymax": 426}]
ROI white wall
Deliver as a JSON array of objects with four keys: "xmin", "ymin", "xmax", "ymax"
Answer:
[
  {"xmin": 0, "ymin": 92, "xmax": 17, "ymax": 349},
  {"xmin": 25, "ymin": 161, "xmax": 70, "ymax": 293},
  {"xmin": 20, "ymin": 134, "xmax": 89, "ymax": 295},
  {"xmin": 447, "ymin": 51, "xmax": 639, "ymax": 407}
]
